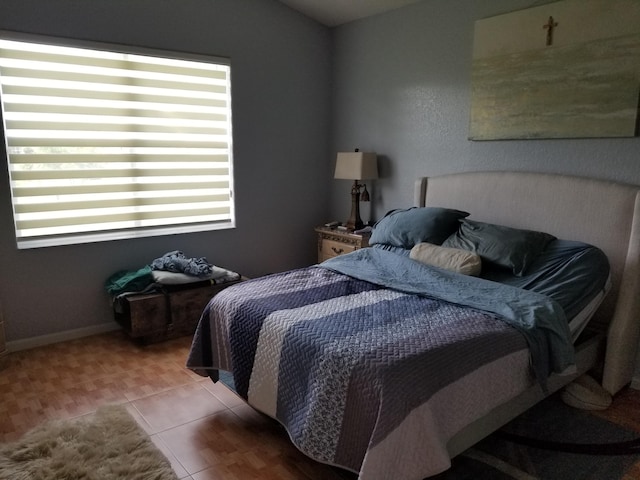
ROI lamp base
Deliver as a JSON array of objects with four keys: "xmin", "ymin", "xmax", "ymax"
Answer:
[{"xmin": 345, "ymin": 183, "xmax": 364, "ymax": 231}]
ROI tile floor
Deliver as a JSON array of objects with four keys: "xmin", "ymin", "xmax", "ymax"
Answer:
[
  {"xmin": 0, "ymin": 330, "xmax": 354, "ymax": 480},
  {"xmin": 1, "ymin": 330, "xmax": 639, "ymax": 479}
]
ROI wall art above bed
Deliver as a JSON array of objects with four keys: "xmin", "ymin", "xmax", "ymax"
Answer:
[{"xmin": 469, "ymin": 0, "xmax": 640, "ymax": 140}]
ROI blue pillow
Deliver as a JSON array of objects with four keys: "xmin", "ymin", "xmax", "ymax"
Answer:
[
  {"xmin": 442, "ymin": 219, "xmax": 556, "ymax": 276},
  {"xmin": 370, "ymin": 207, "xmax": 470, "ymax": 249}
]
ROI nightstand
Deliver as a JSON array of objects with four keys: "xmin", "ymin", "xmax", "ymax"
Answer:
[{"xmin": 315, "ymin": 226, "xmax": 371, "ymax": 263}]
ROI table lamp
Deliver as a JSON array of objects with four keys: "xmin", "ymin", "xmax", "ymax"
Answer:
[{"xmin": 334, "ymin": 149, "xmax": 378, "ymax": 230}]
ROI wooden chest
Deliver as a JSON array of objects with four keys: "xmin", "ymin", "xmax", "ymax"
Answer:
[{"xmin": 113, "ymin": 278, "xmax": 245, "ymax": 343}]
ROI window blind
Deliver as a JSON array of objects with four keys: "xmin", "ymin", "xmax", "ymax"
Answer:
[{"xmin": 0, "ymin": 34, "xmax": 234, "ymax": 249}]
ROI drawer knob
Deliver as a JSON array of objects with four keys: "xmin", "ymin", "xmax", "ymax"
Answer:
[{"xmin": 331, "ymin": 247, "xmax": 344, "ymax": 254}]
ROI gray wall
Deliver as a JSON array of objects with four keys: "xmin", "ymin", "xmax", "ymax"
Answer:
[
  {"xmin": 0, "ymin": 0, "xmax": 332, "ymax": 343},
  {"xmin": 329, "ymin": 0, "xmax": 640, "ymax": 380},
  {"xmin": 330, "ymin": 0, "xmax": 640, "ymax": 221}
]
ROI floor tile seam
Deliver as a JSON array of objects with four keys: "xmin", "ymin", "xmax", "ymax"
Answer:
[
  {"xmin": 24, "ymin": 364, "xmax": 115, "ymax": 389},
  {"xmin": 199, "ymin": 381, "xmax": 248, "ymax": 411},
  {"xmin": 2, "ymin": 368, "xmax": 192, "ymax": 410},
  {"xmin": 205, "ymin": 385, "xmax": 245, "ymax": 409},
  {"xmin": 26, "ymin": 360, "xmax": 197, "ymax": 396},
  {"xmin": 150, "ymin": 431, "xmax": 193, "ymax": 479},
  {"xmin": 151, "ymin": 403, "xmax": 235, "ymax": 437},
  {"xmin": 0, "ymin": 376, "xmax": 40, "ymax": 398},
  {"xmin": 128, "ymin": 398, "xmax": 167, "ymax": 435},
  {"xmin": 127, "ymin": 375, "xmax": 216, "ymax": 405},
  {"xmin": 39, "ymin": 395, "xmax": 131, "ymax": 420},
  {"xmin": 0, "ymin": 388, "xmax": 46, "ymax": 416},
  {"xmin": 155, "ymin": 426, "xmax": 232, "ymax": 479},
  {"xmin": 125, "ymin": 364, "xmax": 200, "ymax": 385},
  {"xmin": 2, "ymin": 400, "xmax": 107, "ymax": 441},
  {"xmin": 171, "ymin": 358, "xmax": 192, "ymax": 372},
  {"xmin": 121, "ymin": 378, "xmax": 200, "ymax": 403},
  {"xmin": 172, "ymin": 363, "xmax": 207, "ymax": 382},
  {"xmin": 28, "ymin": 371, "xmax": 129, "ymax": 395},
  {"xmin": 127, "ymin": 383, "xmax": 227, "ymax": 434},
  {"xmin": 173, "ymin": 462, "xmax": 212, "ymax": 478},
  {"xmin": 24, "ymin": 379, "xmax": 132, "ymax": 416}
]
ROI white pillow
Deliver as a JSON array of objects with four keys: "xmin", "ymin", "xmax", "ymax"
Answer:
[{"xmin": 410, "ymin": 242, "xmax": 482, "ymax": 276}]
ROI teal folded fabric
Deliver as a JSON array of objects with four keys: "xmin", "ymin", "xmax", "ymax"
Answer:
[{"xmin": 105, "ymin": 265, "xmax": 154, "ymax": 296}]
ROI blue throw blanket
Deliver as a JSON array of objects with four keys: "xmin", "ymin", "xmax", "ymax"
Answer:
[{"xmin": 321, "ymin": 248, "xmax": 575, "ymax": 386}]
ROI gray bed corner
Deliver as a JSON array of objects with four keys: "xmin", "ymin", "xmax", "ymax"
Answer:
[{"xmin": 414, "ymin": 171, "xmax": 640, "ymax": 397}]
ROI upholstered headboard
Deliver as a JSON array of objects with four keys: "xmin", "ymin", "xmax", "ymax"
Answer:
[{"xmin": 415, "ymin": 171, "xmax": 640, "ymax": 395}]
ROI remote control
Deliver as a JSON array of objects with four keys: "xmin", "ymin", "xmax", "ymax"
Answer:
[{"xmin": 324, "ymin": 221, "xmax": 340, "ymax": 227}]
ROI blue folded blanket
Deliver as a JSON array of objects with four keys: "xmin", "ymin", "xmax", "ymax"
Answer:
[{"xmin": 151, "ymin": 250, "xmax": 213, "ymax": 277}]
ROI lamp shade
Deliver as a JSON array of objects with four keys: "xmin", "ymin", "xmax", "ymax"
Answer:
[{"xmin": 334, "ymin": 151, "xmax": 378, "ymax": 180}]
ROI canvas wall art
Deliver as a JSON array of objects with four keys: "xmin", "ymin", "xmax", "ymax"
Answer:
[{"xmin": 469, "ymin": 0, "xmax": 640, "ymax": 140}]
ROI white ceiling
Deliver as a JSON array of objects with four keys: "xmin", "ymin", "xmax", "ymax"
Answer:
[{"xmin": 277, "ymin": 0, "xmax": 424, "ymax": 27}]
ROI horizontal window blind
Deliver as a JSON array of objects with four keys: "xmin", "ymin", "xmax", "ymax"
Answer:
[{"xmin": 0, "ymin": 34, "xmax": 234, "ymax": 248}]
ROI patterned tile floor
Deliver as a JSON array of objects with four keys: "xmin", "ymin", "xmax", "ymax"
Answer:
[
  {"xmin": 0, "ymin": 331, "xmax": 354, "ymax": 480},
  {"xmin": 1, "ymin": 330, "xmax": 639, "ymax": 479}
]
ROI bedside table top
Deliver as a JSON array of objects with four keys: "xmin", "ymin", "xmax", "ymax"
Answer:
[{"xmin": 315, "ymin": 225, "xmax": 372, "ymax": 238}]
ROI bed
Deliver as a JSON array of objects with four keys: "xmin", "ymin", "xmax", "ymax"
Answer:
[{"xmin": 187, "ymin": 171, "xmax": 640, "ymax": 480}]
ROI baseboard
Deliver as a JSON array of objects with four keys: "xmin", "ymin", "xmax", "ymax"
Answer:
[{"xmin": 6, "ymin": 322, "xmax": 120, "ymax": 352}]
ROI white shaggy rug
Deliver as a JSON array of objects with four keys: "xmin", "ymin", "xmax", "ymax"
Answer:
[{"xmin": 0, "ymin": 405, "xmax": 178, "ymax": 480}]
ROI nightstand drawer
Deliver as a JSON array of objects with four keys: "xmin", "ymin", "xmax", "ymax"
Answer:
[
  {"xmin": 315, "ymin": 226, "xmax": 370, "ymax": 263},
  {"xmin": 322, "ymin": 238, "xmax": 356, "ymax": 259}
]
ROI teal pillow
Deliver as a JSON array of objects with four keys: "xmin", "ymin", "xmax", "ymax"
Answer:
[
  {"xmin": 370, "ymin": 207, "xmax": 470, "ymax": 249},
  {"xmin": 442, "ymin": 219, "xmax": 556, "ymax": 276}
]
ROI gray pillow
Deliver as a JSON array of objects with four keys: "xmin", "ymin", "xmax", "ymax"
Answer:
[
  {"xmin": 442, "ymin": 219, "xmax": 556, "ymax": 276},
  {"xmin": 370, "ymin": 207, "xmax": 470, "ymax": 249}
]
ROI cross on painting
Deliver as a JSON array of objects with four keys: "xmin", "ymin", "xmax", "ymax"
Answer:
[{"xmin": 543, "ymin": 15, "xmax": 558, "ymax": 45}]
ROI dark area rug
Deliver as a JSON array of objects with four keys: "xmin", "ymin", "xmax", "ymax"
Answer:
[{"xmin": 433, "ymin": 393, "xmax": 640, "ymax": 479}]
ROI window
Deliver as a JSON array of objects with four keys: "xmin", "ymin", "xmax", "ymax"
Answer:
[{"xmin": 0, "ymin": 33, "xmax": 234, "ymax": 249}]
